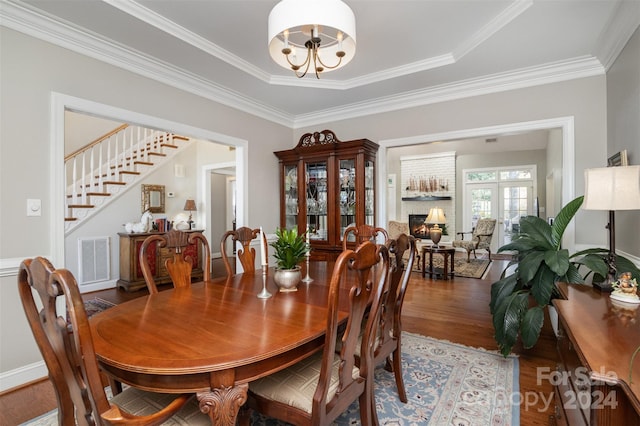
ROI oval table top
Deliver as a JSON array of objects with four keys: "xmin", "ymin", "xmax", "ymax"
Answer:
[{"xmin": 90, "ymin": 262, "xmax": 347, "ymax": 390}]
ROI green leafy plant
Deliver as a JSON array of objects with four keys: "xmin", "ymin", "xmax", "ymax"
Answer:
[
  {"xmin": 270, "ymin": 227, "xmax": 308, "ymax": 270},
  {"xmin": 490, "ymin": 196, "xmax": 640, "ymax": 357}
]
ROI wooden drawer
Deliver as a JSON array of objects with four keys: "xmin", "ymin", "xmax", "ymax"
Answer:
[
  {"xmin": 556, "ymin": 321, "xmax": 591, "ymax": 425},
  {"xmin": 118, "ymin": 231, "xmax": 205, "ymax": 292}
]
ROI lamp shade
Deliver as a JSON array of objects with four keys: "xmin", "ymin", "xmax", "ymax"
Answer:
[
  {"xmin": 268, "ymin": 0, "xmax": 356, "ymax": 74},
  {"xmin": 426, "ymin": 207, "xmax": 447, "ymax": 224},
  {"xmin": 583, "ymin": 165, "xmax": 640, "ymax": 211},
  {"xmin": 183, "ymin": 199, "xmax": 197, "ymax": 211}
]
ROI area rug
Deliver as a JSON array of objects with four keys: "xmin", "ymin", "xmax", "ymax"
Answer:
[
  {"xmin": 416, "ymin": 256, "xmax": 492, "ymax": 279},
  {"xmin": 23, "ymin": 333, "xmax": 518, "ymax": 426},
  {"xmin": 83, "ymin": 298, "xmax": 116, "ymax": 318}
]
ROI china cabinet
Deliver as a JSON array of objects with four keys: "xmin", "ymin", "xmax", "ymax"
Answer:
[{"xmin": 274, "ymin": 130, "xmax": 378, "ymax": 260}]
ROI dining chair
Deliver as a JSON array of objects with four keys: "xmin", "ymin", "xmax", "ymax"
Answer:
[
  {"xmin": 246, "ymin": 241, "xmax": 390, "ymax": 426},
  {"xmin": 342, "ymin": 224, "xmax": 389, "ymax": 250},
  {"xmin": 375, "ymin": 233, "xmax": 416, "ymax": 403},
  {"xmin": 139, "ymin": 229, "xmax": 211, "ymax": 294},
  {"xmin": 220, "ymin": 226, "xmax": 267, "ymax": 276},
  {"xmin": 452, "ymin": 218, "xmax": 497, "ymax": 262},
  {"xmin": 17, "ymin": 257, "xmax": 210, "ymax": 426}
]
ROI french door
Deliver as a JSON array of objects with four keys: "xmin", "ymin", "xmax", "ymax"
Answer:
[{"xmin": 462, "ymin": 166, "xmax": 536, "ymax": 253}]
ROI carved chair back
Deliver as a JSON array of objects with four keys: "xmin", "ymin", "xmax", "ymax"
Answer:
[
  {"xmin": 17, "ymin": 257, "xmax": 199, "ymax": 425},
  {"xmin": 376, "ymin": 233, "xmax": 416, "ymax": 402},
  {"xmin": 247, "ymin": 241, "xmax": 390, "ymax": 425},
  {"xmin": 220, "ymin": 226, "xmax": 268, "ymax": 276},
  {"xmin": 140, "ymin": 229, "xmax": 211, "ymax": 294},
  {"xmin": 342, "ymin": 224, "xmax": 389, "ymax": 250}
]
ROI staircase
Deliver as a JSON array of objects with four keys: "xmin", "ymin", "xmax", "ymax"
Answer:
[{"xmin": 64, "ymin": 124, "xmax": 191, "ymax": 235}]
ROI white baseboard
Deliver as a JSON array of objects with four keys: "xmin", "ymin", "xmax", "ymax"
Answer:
[{"xmin": 0, "ymin": 361, "xmax": 47, "ymax": 393}]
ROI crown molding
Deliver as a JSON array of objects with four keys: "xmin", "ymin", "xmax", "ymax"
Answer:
[
  {"xmin": 452, "ymin": 0, "xmax": 532, "ymax": 60},
  {"xmin": 0, "ymin": 0, "xmax": 616, "ymax": 130},
  {"xmin": 0, "ymin": 0, "xmax": 295, "ymax": 127},
  {"xmin": 292, "ymin": 56, "xmax": 604, "ymax": 128},
  {"xmin": 108, "ymin": 0, "xmax": 531, "ymax": 91},
  {"xmin": 102, "ymin": 0, "xmax": 272, "ymax": 83},
  {"xmin": 594, "ymin": 1, "xmax": 640, "ymax": 71}
]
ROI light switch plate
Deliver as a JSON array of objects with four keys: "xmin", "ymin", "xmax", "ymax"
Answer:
[{"xmin": 27, "ymin": 199, "xmax": 42, "ymax": 216}]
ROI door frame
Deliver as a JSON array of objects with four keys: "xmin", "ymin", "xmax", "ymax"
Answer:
[
  {"xmin": 52, "ymin": 92, "xmax": 248, "ymax": 277},
  {"xmin": 377, "ymin": 116, "xmax": 576, "ymax": 254}
]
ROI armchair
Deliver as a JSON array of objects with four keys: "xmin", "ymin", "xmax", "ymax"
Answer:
[{"xmin": 452, "ymin": 218, "xmax": 497, "ymax": 262}]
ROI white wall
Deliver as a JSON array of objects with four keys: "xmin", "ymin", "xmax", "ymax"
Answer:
[
  {"xmin": 0, "ymin": 27, "xmax": 291, "ymax": 385},
  {"xmin": 607, "ymin": 25, "xmax": 640, "ymax": 257}
]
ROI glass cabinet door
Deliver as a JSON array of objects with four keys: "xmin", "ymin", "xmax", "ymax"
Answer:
[
  {"xmin": 284, "ymin": 163, "xmax": 298, "ymax": 230},
  {"xmin": 364, "ymin": 159, "xmax": 375, "ymax": 226},
  {"xmin": 339, "ymin": 159, "xmax": 356, "ymax": 243},
  {"xmin": 305, "ymin": 161, "xmax": 328, "ymax": 241}
]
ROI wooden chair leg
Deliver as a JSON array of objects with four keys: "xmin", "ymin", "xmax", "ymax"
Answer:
[{"xmin": 392, "ymin": 348, "xmax": 407, "ymax": 403}]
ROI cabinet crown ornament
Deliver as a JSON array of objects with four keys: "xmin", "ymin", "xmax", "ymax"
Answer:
[{"xmin": 299, "ymin": 130, "xmax": 341, "ymax": 147}]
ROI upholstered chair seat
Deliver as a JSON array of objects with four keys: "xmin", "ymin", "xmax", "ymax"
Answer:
[
  {"xmin": 249, "ymin": 352, "xmax": 359, "ymax": 414},
  {"xmin": 452, "ymin": 218, "xmax": 497, "ymax": 262}
]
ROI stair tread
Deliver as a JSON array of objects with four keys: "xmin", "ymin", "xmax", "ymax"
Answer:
[
  {"xmin": 134, "ymin": 161, "xmax": 154, "ymax": 166},
  {"xmin": 68, "ymin": 204, "xmax": 95, "ymax": 208},
  {"xmin": 160, "ymin": 143, "xmax": 178, "ymax": 149},
  {"xmin": 148, "ymin": 152, "xmax": 166, "ymax": 157},
  {"xmin": 65, "ymin": 218, "xmax": 78, "ymax": 221},
  {"xmin": 66, "ymin": 192, "xmax": 111, "ymax": 198}
]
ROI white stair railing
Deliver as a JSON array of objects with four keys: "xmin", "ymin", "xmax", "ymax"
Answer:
[{"xmin": 64, "ymin": 124, "xmax": 182, "ymax": 232}]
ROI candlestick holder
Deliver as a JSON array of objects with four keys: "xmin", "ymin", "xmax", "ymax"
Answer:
[
  {"xmin": 302, "ymin": 252, "xmax": 313, "ymax": 283},
  {"xmin": 257, "ymin": 267, "xmax": 272, "ymax": 299}
]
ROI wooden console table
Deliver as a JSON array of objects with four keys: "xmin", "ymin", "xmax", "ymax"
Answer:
[
  {"xmin": 421, "ymin": 245, "xmax": 455, "ymax": 279},
  {"xmin": 552, "ymin": 282, "xmax": 640, "ymax": 425},
  {"xmin": 117, "ymin": 230, "xmax": 204, "ymax": 292}
]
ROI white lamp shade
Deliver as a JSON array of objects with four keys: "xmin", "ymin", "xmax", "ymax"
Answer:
[
  {"xmin": 268, "ymin": 0, "xmax": 356, "ymax": 73},
  {"xmin": 583, "ymin": 165, "xmax": 640, "ymax": 211},
  {"xmin": 426, "ymin": 207, "xmax": 447, "ymax": 224}
]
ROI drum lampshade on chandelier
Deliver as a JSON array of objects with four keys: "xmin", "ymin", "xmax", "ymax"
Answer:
[{"xmin": 268, "ymin": 0, "xmax": 356, "ymax": 79}]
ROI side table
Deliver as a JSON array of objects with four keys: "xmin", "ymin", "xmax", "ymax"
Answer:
[{"xmin": 422, "ymin": 245, "xmax": 456, "ymax": 279}]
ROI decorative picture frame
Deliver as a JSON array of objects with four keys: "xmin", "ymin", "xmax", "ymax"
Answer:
[
  {"xmin": 141, "ymin": 184, "xmax": 165, "ymax": 213},
  {"xmin": 607, "ymin": 150, "xmax": 628, "ymax": 167}
]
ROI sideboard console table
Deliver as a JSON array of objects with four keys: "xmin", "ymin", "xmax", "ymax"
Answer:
[
  {"xmin": 552, "ymin": 282, "xmax": 640, "ymax": 425},
  {"xmin": 117, "ymin": 230, "xmax": 204, "ymax": 292}
]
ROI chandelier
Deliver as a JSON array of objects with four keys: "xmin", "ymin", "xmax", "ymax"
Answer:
[{"xmin": 268, "ymin": 0, "xmax": 356, "ymax": 79}]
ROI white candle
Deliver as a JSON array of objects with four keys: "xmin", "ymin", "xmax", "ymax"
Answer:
[
  {"xmin": 306, "ymin": 226, "xmax": 310, "ymax": 255},
  {"xmin": 260, "ymin": 226, "xmax": 267, "ymax": 266}
]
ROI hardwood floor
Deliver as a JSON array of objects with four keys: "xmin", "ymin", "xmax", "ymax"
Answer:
[{"xmin": 2, "ymin": 256, "xmax": 557, "ymax": 425}]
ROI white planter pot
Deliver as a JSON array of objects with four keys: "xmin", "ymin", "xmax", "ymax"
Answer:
[{"xmin": 273, "ymin": 266, "xmax": 302, "ymax": 292}]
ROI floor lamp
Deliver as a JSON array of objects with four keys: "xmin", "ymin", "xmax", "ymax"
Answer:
[{"xmin": 583, "ymin": 165, "xmax": 640, "ymax": 291}]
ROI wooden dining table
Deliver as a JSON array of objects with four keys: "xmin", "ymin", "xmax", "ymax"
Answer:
[{"xmin": 90, "ymin": 261, "xmax": 347, "ymax": 425}]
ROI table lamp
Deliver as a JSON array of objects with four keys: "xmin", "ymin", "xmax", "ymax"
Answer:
[
  {"xmin": 583, "ymin": 165, "xmax": 640, "ymax": 291},
  {"xmin": 184, "ymin": 199, "xmax": 197, "ymax": 229},
  {"xmin": 426, "ymin": 207, "xmax": 447, "ymax": 247}
]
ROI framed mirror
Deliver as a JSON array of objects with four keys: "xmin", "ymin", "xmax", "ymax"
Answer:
[{"xmin": 141, "ymin": 184, "xmax": 165, "ymax": 213}]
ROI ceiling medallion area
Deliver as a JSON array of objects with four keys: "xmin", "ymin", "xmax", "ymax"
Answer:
[{"xmin": 268, "ymin": 0, "xmax": 356, "ymax": 79}]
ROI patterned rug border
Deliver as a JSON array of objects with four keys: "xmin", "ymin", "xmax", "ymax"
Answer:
[
  {"xmin": 22, "ymin": 333, "xmax": 519, "ymax": 426},
  {"xmin": 411, "ymin": 257, "xmax": 492, "ymax": 279}
]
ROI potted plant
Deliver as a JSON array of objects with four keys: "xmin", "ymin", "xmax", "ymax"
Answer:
[
  {"xmin": 270, "ymin": 227, "xmax": 309, "ymax": 292},
  {"xmin": 490, "ymin": 195, "xmax": 640, "ymax": 357}
]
